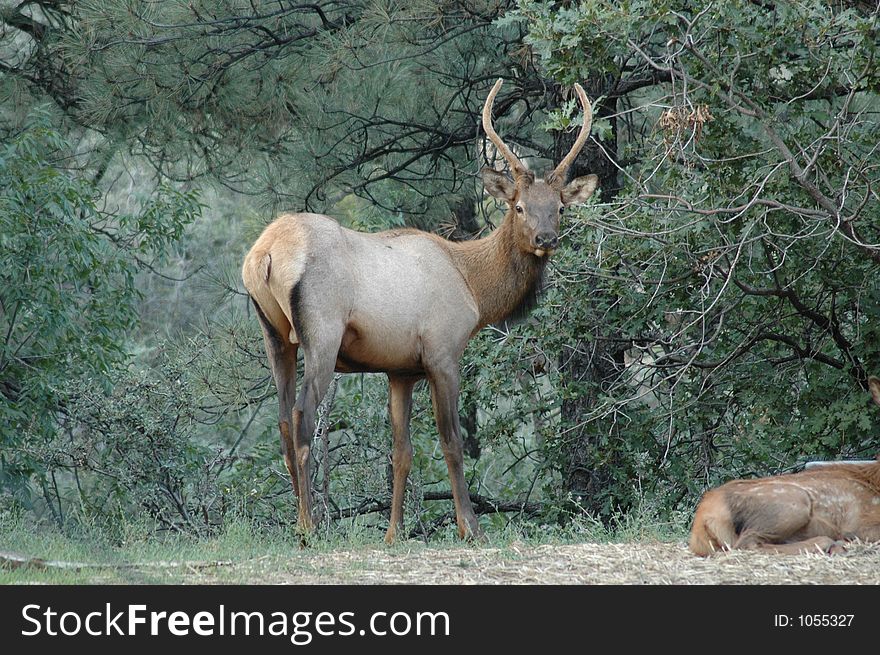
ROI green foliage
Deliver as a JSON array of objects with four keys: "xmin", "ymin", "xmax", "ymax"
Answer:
[
  {"xmin": 17, "ymin": 1, "xmax": 524, "ymax": 222},
  {"xmin": 0, "ymin": 118, "xmax": 200, "ymax": 505},
  {"xmin": 503, "ymin": 0, "xmax": 880, "ymax": 514},
  {"xmin": 4, "ymin": 1, "xmax": 880, "ymax": 542}
]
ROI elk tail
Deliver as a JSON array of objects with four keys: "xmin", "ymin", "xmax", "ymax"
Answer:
[{"xmin": 242, "ymin": 239, "xmax": 300, "ymax": 344}]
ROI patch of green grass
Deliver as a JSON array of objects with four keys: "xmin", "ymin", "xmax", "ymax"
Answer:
[
  {"xmin": 0, "ymin": 509, "xmax": 402, "ymax": 584},
  {"xmin": 0, "ymin": 500, "xmax": 690, "ymax": 584}
]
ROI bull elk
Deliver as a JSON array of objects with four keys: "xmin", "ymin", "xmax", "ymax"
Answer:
[
  {"xmin": 242, "ymin": 80, "xmax": 598, "ymax": 542},
  {"xmin": 689, "ymin": 377, "xmax": 880, "ymax": 555}
]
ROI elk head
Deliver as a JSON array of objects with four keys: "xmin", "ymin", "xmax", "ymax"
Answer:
[{"xmin": 481, "ymin": 79, "xmax": 599, "ymax": 257}]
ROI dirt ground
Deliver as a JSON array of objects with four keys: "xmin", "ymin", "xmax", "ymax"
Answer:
[
  {"xmin": 249, "ymin": 540, "xmax": 880, "ymax": 585},
  {"xmin": 6, "ymin": 539, "xmax": 880, "ymax": 584},
  {"xmin": 27, "ymin": 539, "xmax": 873, "ymax": 585}
]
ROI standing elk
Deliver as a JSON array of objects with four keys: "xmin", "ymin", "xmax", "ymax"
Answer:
[
  {"xmin": 242, "ymin": 80, "xmax": 598, "ymax": 542},
  {"xmin": 689, "ymin": 377, "xmax": 880, "ymax": 556}
]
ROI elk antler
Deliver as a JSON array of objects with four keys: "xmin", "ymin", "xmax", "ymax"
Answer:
[
  {"xmin": 482, "ymin": 79, "xmax": 528, "ymax": 179},
  {"xmin": 548, "ymin": 83, "xmax": 593, "ymax": 186}
]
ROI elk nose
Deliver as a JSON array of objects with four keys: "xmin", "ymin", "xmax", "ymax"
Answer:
[{"xmin": 535, "ymin": 233, "xmax": 559, "ymax": 250}]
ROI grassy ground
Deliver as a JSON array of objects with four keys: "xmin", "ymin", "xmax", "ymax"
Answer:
[{"xmin": 2, "ymin": 511, "xmax": 879, "ymax": 585}]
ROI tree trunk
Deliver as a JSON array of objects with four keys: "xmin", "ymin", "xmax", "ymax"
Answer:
[{"xmin": 554, "ymin": 78, "xmax": 629, "ymax": 517}]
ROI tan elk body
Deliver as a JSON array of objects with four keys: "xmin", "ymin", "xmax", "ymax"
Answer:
[
  {"xmin": 242, "ymin": 80, "xmax": 598, "ymax": 542},
  {"xmin": 689, "ymin": 377, "xmax": 880, "ymax": 555}
]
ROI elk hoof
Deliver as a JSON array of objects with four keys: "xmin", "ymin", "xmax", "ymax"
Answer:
[
  {"xmin": 295, "ymin": 514, "xmax": 316, "ymax": 548},
  {"xmin": 384, "ymin": 527, "xmax": 399, "ymax": 546},
  {"xmin": 826, "ymin": 540, "xmax": 848, "ymax": 555},
  {"xmin": 460, "ymin": 521, "xmax": 486, "ymax": 544}
]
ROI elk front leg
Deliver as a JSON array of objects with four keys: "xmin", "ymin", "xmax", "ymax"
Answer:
[
  {"xmin": 752, "ymin": 537, "xmax": 848, "ymax": 555},
  {"xmin": 385, "ymin": 375, "xmax": 417, "ymax": 544},
  {"xmin": 428, "ymin": 367, "xmax": 482, "ymax": 541}
]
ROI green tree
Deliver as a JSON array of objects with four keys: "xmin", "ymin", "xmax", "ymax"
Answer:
[
  {"xmin": 0, "ymin": 118, "xmax": 200, "ymax": 508},
  {"xmin": 7, "ymin": 0, "xmax": 876, "ymax": 532},
  {"xmin": 511, "ymin": 0, "xmax": 880, "ymax": 514}
]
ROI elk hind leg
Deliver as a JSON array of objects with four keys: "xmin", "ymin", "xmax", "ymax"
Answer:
[
  {"xmin": 731, "ymin": 491, "xmax": 817, "ymax": 553},
  {"xmin": 291, "ymin": 324, "xmax": 344, "ymax": 534},
  {"xmin": 253, "ymin": 299, "xmax": 300, "ymax": 497}
]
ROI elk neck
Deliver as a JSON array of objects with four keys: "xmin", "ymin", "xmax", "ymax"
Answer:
[{"xmin": 444, "ymin": 211, "xmax": 547, "ymax": 329}]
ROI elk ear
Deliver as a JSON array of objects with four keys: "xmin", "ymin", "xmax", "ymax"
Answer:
[
  {"xmin": 561, "ymin": 174, "xmax": 599, "ymax": 206},
  {"xmin": 869, "ymin": 376, "xmax": 880, "ymax": 408},
  {"xmin": 482, "ymin": 167, "xmax": 516, "ymax": 202}
]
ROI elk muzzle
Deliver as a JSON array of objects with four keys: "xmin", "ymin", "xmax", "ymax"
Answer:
[{"xmin": 533, "ymin": 232, "xmax": 559, "ymax": 257}]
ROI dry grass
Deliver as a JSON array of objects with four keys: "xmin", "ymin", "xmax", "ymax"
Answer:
[
  {"xmin": 24, "ymin": 539, "xmax": 873, "ymax": 585},
  {"xmin": 4, "ymin": 510, "xmax": 879, "ymax": 585},
  {"xmin": 248, "ymin": 540, "xmax": 880, "ymax": 585}
]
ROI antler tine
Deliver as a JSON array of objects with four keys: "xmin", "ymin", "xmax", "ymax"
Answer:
[
  {"xmin": 549, "ymin": 83, "xmax": 593, "ymax": 185},
  {"xmin": 482, "ymin": 79, "xmax": 527, "ymax": 178}
]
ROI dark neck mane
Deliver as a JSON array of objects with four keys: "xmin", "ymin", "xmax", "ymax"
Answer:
[{"xmin": 440, "ymin": 213, "xmax": 547, "ymax": 329}]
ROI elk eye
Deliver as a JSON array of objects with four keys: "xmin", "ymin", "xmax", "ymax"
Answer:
[
  {"xmin": 515, "ymin": 205, "xmax": 524, "ymax": 214},
  {"xmin": 558, "ymin": 206, "xmax": 564, "ymax": 215}
]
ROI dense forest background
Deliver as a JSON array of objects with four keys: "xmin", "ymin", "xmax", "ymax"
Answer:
[{"xmin": 2, "ymin": 0, "xmax": 879, "ymax": 541}]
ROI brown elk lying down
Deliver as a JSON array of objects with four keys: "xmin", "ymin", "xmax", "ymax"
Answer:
[
  {"xmin": 689, "ymin": 378, "xmax": 880, "ymax": 556},
  {"xmin": 242, "ymin": 80, "xmax": 598, "ymax": 542}
]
